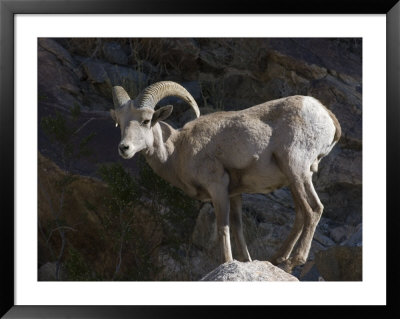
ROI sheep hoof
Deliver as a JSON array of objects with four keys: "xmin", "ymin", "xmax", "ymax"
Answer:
[
  {"xmin": 277, "ymin": 259, "xmax": 295, "ymax": 273},
  {"xmin": 270, "ymin": 255, "xmax": 287, "ymax": 266}
]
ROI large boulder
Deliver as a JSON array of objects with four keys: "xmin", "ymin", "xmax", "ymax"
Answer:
[
  {"xmin": 329, "ymin": 223, "xmax": 362, "ymax": 245},
  {"xmin": 38, "ymin": 39, "xmax": 82, "ymax": 111},
  {"xmin": 201, "ymin": 260, "xmax": 298, "ymax": 281},
  {"xmin": 342, "ymin": 224, "xmax": 362, "ymax": 247},
  {"xmin": 39, "ymin": 38, "xmax": 77, "ymax": 70},
  {"xmin": 102, "ymin": 41, "xmax": 129, "ymax": 65},
  {"xmin": 81, "ymin": 59, "xmax": 148, "ymax": 99}
]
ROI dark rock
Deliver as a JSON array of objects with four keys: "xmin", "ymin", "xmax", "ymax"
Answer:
[
  {"xmin": 342, "ymin": 223, "xmax": 362, "ymax": 247},
  {"xmin": 39, "ymin": 38, "xmax": 76, "ymax": 68},
  {"xmin": 330, "ymin": 224, "xmax": 359, "ymax": 244},
  {"xmin": 82, "ymin": 60, "xmax": 108, "ymax": 83},
  {"xmin": 102, "ymin": 41, "xmax": 129, "ymax": 65},
  {"xmin": 315, "ymin": 246, "xmax": 362, "ymax": 281},
  {"xmin": 318, "ymin": 183, "xmax": 362, "ymax": 225},
  {"xmin": 267, "ymin": 38, "xmax": 361, "ymax": 79},
  {"xmin": 38, "ymin": 46, "xmax": 82, "ymax": 110},
  {"xmin": 308, "ymin": 75, "xmax": 362, "ymax": 146},
  {"xmin": 313, "ymin": 230, "xmax": 336, "ymax": 247},
  {"xmin": 265, "ymin": 49, "xmax": 328, "ymax": 81},
  {"xmin": 199, "ymin": 47, "xmax": 231, "ymax": 72},
  {"xmin": 140, "ymin": 38, "xmax": 200, "ymax": 80},
  {"xmin": 192, "ymin": 203, "xmax": 218, "ymax": 251},
  {"xmin": 222, "ymin": 73, "xmax": 270, "ymax": 109},
  {"xmin": 82, "ymin": 59, "xmax": 148, "ymax": 98},
  {"xmin": 316, "ymin": 147, "xmax": 362, "ymax": 188},
  {"xmin": 104, "ymin": 63, "xmax": 148, "ymax": 96},
  {"xmin": 298, "ymin": 261, "xmax": 324, "ymax": 281}
]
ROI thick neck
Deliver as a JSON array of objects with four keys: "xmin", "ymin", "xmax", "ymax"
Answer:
[{"xmin": 142, "ymin": 121, "xmax": 177, "ymax": 177}]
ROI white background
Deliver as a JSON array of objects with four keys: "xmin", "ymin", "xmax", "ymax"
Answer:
[{"xmin": 15, "ymin": 15, "xmax": 386, "ymax": 305}]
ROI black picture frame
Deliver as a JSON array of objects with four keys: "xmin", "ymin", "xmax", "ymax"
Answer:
[{"xmin": 1, "ymin": 0, "xmax": 398, "ymax": 318}]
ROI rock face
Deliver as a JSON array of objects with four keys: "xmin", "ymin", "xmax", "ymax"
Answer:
[
  {"xmin": 314, "ymin": 246, "xmax": 362, "ymax": 281},
  {"xmin": 102, "ymin": 41, "xmax": 129, "ymax": 65},
  {"xmin": 37, "ymin": 38, "xmax": 362, "ymax": 282},
  {"xmin": 201, "ymin": 260, "xmax": 298, "ymax": 281}
]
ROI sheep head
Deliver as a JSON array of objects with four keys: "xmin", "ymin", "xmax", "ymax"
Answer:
[{"xmin": 110, "ymin": 81, "xmax": 200, "ymax": 159}]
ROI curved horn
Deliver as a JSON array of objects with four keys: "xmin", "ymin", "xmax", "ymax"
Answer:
[
  {"xmin": 112, "ymin": 86, "xmax": 131, "ymax": 108},
  {"xmin": 135, "ymin": 81, "xmax": 200, "ymax": 118}
]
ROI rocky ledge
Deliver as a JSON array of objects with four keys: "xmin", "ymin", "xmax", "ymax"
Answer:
[{"xmin": 200, "ymin": 260, "xmax": 298, "ymax": 281}]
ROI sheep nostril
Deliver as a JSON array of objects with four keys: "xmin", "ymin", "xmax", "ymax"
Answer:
[{"xmin": 119, "ymin": 144, "xmax": 129, "ymax": 152}]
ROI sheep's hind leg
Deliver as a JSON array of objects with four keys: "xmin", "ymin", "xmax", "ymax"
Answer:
[
  {"xmin": 283, "ymin": 177, "xmax": 323, "ymax": 270},
  {"xmin": 208, "ymin": 175, "xmax": 233, "ymax": 263},
  {"xmin": 270, "ymin": 154, "xmax": 306, "ymax": 267},
  {"xmin": 270, "ymin": 187, "xmax": 304, "ymax": 266},
  {"xmin": 275, "ymin": 174, "xmax": 323, "ymax": 272},
  {"xmin": 230, "ymin": 195, "xmax": 252, "ymax": 262}
]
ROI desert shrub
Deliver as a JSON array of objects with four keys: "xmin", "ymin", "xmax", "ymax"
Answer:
[
  {"xmin": 64, "ymin": 246, "xmax": 99, "ymax": 281},
  {"xmin": 136, "ymin": 155, "xmax": 199, "ymax": 249},
  {"xmin": 97, "ymin": 155, "xmax": 199, "ymax": 280},
  {"xmin": 98, "ymin": 162, "xmax": 159, "ymax": 280}
]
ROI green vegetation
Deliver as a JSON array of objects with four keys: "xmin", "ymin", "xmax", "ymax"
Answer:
[
  {"xmin": 137, "ymin": 155, "xmax": 198, "ymax": 249},
  {"xmin": 97, "ymin": 162, "xmax": 155, "ymax": 280},
  {"xmin": 96, "ymin": 154, "xmax": 199, "ymax": 280},
  {"xmin": 64, "ymin": 246, "xmax": 98, "ymax": 281}
]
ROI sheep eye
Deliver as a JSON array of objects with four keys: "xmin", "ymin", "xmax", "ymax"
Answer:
[{"xmin": 142, "ymin": 120, "xmax": 150, "ymax": 125}]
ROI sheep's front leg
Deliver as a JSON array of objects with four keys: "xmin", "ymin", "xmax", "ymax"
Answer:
[
  {"xmin": 208, "ymin": 177, "xmax": 233, "ymax": 263},
  {"xmin": 230, "ymin": 195, "xmax": 251, "ymax": 262}
]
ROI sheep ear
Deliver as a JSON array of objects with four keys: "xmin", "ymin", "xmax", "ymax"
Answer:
[
  {"xmin": 110, "ymin": 109, "xmax": 117, "ymax": 125},
  {"xmin": 151, "ymin": 105, "xmax": 173, "ymax": 126}
]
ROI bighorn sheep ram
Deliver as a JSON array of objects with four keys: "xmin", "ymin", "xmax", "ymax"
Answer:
[{"xmin": 110, "ymin": 81, "xmax": 341, "ymax": 272}]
